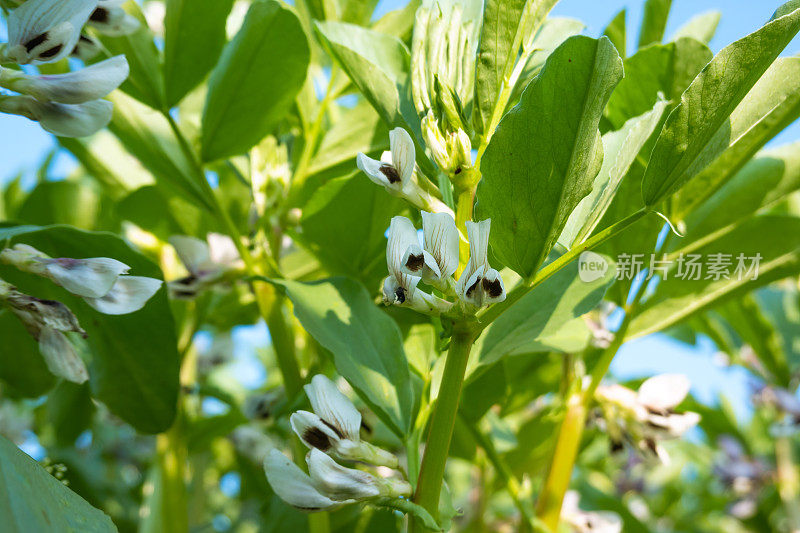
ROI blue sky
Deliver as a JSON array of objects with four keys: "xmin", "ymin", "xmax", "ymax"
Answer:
[{"xmin": 3, "ymin": 0, "xmax": 796, "ymax": 420}]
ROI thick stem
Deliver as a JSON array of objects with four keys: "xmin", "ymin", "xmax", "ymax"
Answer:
[
  {"xmin": 256, "ymin": 283, "xmax": 303, "ymax": 398},
  {"xmin": 534, "ymin": 392, "xmax": 586, "ymax": 530},
  {"xmin": 412, "ymin": 325, "xmax": 476, "ymax": 530}
]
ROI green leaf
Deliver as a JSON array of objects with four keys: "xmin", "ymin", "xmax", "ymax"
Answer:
[
  {"xmin": 605, "ymin": 38, "xmax": 712, "ymax": 130},
  {"xmin": 164, "ymin": 0, "xmax": 235, "ymax": 107},
  {"xmin": 641, "ymin": 2, "xmax": 800, "ymax": 207},
  {"xmin": 670, "ymin": 11, "xmax": 721, "ymax": 44},
  {"xmin": 0, "ymin": 225, "xmax": 180, "ymax": 434},
  {"xmin": 297, "ymin": 173, "xmax": 405, "ymax": 291},
  {"xmin": 638, "ymin": 0, "xmax": 672, "ymax": 48},
  {"xmin": 108, "ymin": 91, "xmax": 213, "ymax": 211},
  {"xmin": 560, "ymin": 99, "xmax": 668, "ymax": 247},
  {"xmin": 628, "ymin": 215, "xmax": 800, "ymax": 338},
  {"xmin": 0, "ymin": 435, "xmax": 116, "ymax": 532},
  {"xmin": 305, "ymin": 102, "xmax": 390, "ymax": 177},
  {"xmin": 0, "ymin": 311, "xmax": 56, "ymax": 397},
  {"xmin": 47, "ymin": 381, "xmax": 95, "ymax": 446},
  {"xmin": 475, "ymin": 0, "xmax": 558, "ymax": 134},
  {"xmin": 603, "ymin": 9, "xmax": 627, "ymax": 57},
  {"xmin": 97, "ymin": 2, "xmax": 165, "ymax": 110},
  {"xmin": 201, "ymin": 1, "xmax": 309, "ymax": 161},
  {"xmin": 669, "ymin": 57, "xmax": 800, "ymax": 222},
  {"xmin": 469, "ymin": 257, "xmax": 616, "ymax": 376},
  {"xmin": 14, "ymin": 181, "xmax": 106, "ymax": 230},
  {"xmin": 314, "ymin": 21, "xmax": 412, "ymax": 130},
  {"xmin": 271, "ymin": 277, "xmax": 414, "ymax": 437},
  {"xmin": 476, "ymin": 36, "xmax": 623, "ymax": 278},
  {"xmin": 680, "ymin": 141, "xmax": 800, "ymax": 239}
]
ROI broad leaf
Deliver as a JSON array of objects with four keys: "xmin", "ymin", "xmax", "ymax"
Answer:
[
  {"xmin": 0, "ymin": 225, "xmax": 180, "ymax": 434},
  {"xmin": 670, "ymin": 11, "xmax": 721, "ymax": 44},
  {"xmin": 297, "ymin": 173, "xmax": 405, "ymax": 290},
  {"xmin": 476, "ymin": 36, "xmax": 623, "ymax": 278},
  {"xmin": 109, "ymin": 92, "xmax": 213, "ymax": 211},
  {"xmin": 641, "ymin": 2, "xmax": 800, "ymax": 207},
  {"xmin": 605, "ymin": 38, "xmax": 712, "ymax": 130},
  {"xmin": 469, "ymin": 257, "xmax": 616, "ymax": 376},
  {"xmin": 475, "ymin": 0, "xmax": 558, "ymax": 134},
  {"xmin": 0, "ymin": 435, "xmax": 116, "ymax": 532},
  {"xmin": 560, "ymin": 99, "xmax": 668, "ymax": 247},
  {"xmin": 638, "ymin": 0, "xmax": 672, "ymax": 48},
  {"xmin": 603, "ymin": 9, "xmax": 627, "ymax": 57},
  {"xmin": 680, "ymin": 141, "xmax": 800, "ymax": 239},
  {"xmin": 164, "ymin": 0, "xmax": 235, "ymax": 107},
  {"xmin": 272, "ymin": 277, "xmax": 414, "ymax": 437},
  {"xmin": 628, "ymin": 215, "xmax": 800, "ymax": 338},
  {"xmin": 669, "ymin": 57, "xmax": 800, "ymax": 222},
  {"xmin": 0, "ymin": 312, "xmax": 55, "ymax": 397},
  {"xmin": 98, "ymin": 3, "xmax": 165, "ymax": 110},
  {"xmin": 202, "ymin": 1, "xmax": 310, "ymax": 161}
]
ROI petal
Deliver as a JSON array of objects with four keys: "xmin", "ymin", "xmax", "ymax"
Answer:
[
  {"xmin": 389, "ymin": 128, "xmax": 416, "ymax": 184},
  {"xmin": 481, "ymin": 268, "xmax": 506, "ymax": 304},
  {"xmin": 421, "ymin": 211, "xmax": 459, "ymax": 278},
  {"xmin": 83, "ymin": 276, "xmax": 162, "ymax": 315},
  {"xmin": 169, "ymin": 235, "xmax": 211, "ymax": 274},
  {"xmin": 44, "ymin": 256, "xmax": 130, "ymax": 298},
  {"xmin": 39, "ymin": 327, "xmax": 89, "ymax": 383},
  {"xmin": 306, "ymin": 448, "xmax": 380, "ymax": 500},
  {"xmin": 230, "ymin": 424, "xmax": 273, "ymax": 464},
  {"xmin": 386, "ymin": 216, "xmax": 423, "ymax": 297},
  {"xmin": 263, "ymin": 449, "xmax": 344, "ymax": 511},
  {"xmin": 290, "ymin": 410, "xmax": 342, "ymax": 452},
  {"xmin": 304, "ymin": 375, "xmax": 362, "ymax": 442},
  {"xmin": 399, "ymin": 242, "xmax": 431, "ymax": 278},
  {"xmin": 88, "ymin": 5, "xmax": 140, "ymax": 36},
  {"xmin": 7, "ymin": 0, "xmax": 97, "ymax": 64},
  {"xmin": 0, "ymin": 96, "xmax": 113, "ymax": 137},
  {"xmin": 465, "ymin": 218, "xmax": 491, "ymax": 270},
  {"xmin": 0, "ymin": 55, "xmax": 129, "ymax": 104},
  {"xmin": 207, "ymin": 232, "xmax": 240, "ymax": 266},
  {"xmin": 356, "ymin": 152, "xmax": 392, "ymax": 188},
  {"xmin": 456, "ymin": 263, "xmax": 485, "ymax": 306},
  {"xmin": 638, "ymin": 374, "xmax": 691, "ymax": 411}
]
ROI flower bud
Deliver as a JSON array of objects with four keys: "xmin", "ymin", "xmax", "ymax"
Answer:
[
  {"xmin": 422, "ymin": 112, "xmax": 451, "ymax": 172},
  {"xmin": 0, "ymin": 56, "xmax": 129, "ymax": 104},
  {"xmin": 264, "ymin": 449, "xmax": 349, "ymax": 512},
  {"xmin": 0, "ymin": 95, "xmax": 113, "ymax": 137}
]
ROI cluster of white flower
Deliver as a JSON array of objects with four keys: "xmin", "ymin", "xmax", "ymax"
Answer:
[
  {"xmin": 358, "ymin": 128, "xmax": 506, "ymax": 315},
  {"xmin": 0, "ymin": 243, "xmax": 162, "ymax": 382},
  {"xmin": 594, "ymin": 374, "xmax": 700, "ymax": 463},
  {"xmin": 264, "ymin": 375, "xmax": 410, "ymax": 511},
  {"xmin": 0, "ymin": 0, "xmax": 138, "ymax": 137}
]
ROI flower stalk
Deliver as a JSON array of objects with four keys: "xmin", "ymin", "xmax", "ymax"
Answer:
[{"xmin": 412, "ymin": 322, "xmax": 476, "ymax": 530}]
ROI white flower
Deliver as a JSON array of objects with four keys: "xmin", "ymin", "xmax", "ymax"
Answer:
[
  {"xmin": 168, "ymin": 233, "xmax": 241, "ymax": 298},
  {"xmin": 0, "ymin": 95, "xmax": 113, "ymax": 137},
  {"xmin": 0, "ymin": 56, "xmax": 129, "ymax": 104},
  {"xmin": 43, "ymin": 256, "xmax": 129, "ymax": 298},
  {"xmin": 243, "ymin": 391, "xmax": 279, "ymax": 420},
  {"xmin": 291, "ymin": 375, "xmax": 398, "ymax": 468},
  {"xmin": 197, "ymin": 333, "xmax": 234, "ymax": 374},
  {"xmin": 562, "ymin": 491, "xmax": 622, "ymax": 533},
  {"xmin": 636, "ymin": 374, "xmax": 700, "ymax": 440},
  {"xmin": 4, "ymin": 0, "xmax": 97, "ymax": 64},
  {"xmin": 230, "ymin": 425, "xmax": 274, "ymax": 464},
  {"xmin": 83, "ymin": 275, "xmax": 162, "ymax": 315},
  {"xmin": 456, "ymin": 219, "xmax": 505, "ymax": 306},
  {"xmin": 357, "ymin": 128, "xmax": 416, "ymax": 193},
  {"xmin": 383, "ymin": 216, "xmax": 452, "ymax": 313},
  {"xmin": 307, "ymin": 448, "xmax": 411, "ymax": 500},
  {"xmin": 87, "ymin": 0, "xmax": 140, "ymax": 36},
  {"xmin": 263, "ymin": 449, "xmax": 350, "ymax": 512},
  {"xmin": 401, "ymin": 211, "xmax": 458, "ymax": 284},
  {"xmin": 71, "ymin": 33, "xmax": 102, "ymax": 62}
]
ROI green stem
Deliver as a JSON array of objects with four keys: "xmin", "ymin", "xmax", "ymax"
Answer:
[
  {"xmin": 533, "ymin": 392, "xmax": 586, "ymax": 530},
  {"xmin": 478, "ymin": 208, "xmax": 649, "ymax": 328},
  {"xmin": 411, "ymin": 325, "xmax": 476, "ymax": 530},
  {"xmin": 292, "ymin": 68, "xmax": 339, "ymax": 192},
  {"xmin": 776, "ymin": 436, "xmax": 800, "ymax": 530}
]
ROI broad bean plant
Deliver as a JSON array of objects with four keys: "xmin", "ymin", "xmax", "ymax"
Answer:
[{"xmin": 1, "ymin": 0, "xmax": 800, "ymax": 531}]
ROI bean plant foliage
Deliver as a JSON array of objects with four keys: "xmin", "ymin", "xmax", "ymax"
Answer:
[{"xmin": 2, "ymin": 0, "xmax": 800, "ymax": 531}]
